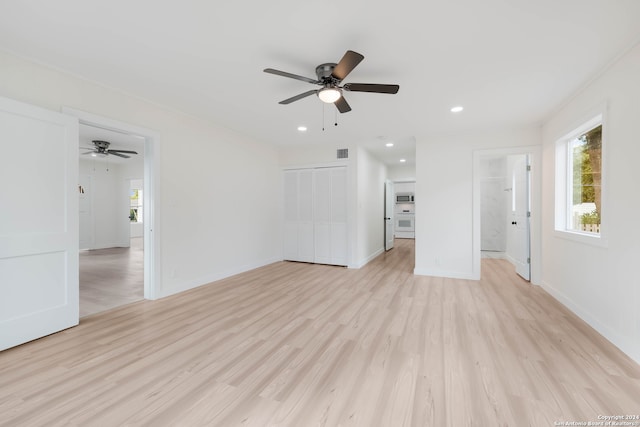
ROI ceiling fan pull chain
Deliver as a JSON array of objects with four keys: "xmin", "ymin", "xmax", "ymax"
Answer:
[
  {"xmin": 335, "ymin": 108, "xmax": 338, "ymax": 127},
  {"xmin": 322, "ymin": 103, "xmax": 325, "ymax": 131}
]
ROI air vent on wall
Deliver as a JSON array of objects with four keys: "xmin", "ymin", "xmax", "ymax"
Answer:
[{"xmin": 337, "ymin": 148, "xmax": 349, "ymax": 159}]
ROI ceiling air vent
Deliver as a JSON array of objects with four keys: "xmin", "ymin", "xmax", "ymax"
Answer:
[{"xmin": 337, "ymin": 148, "xmax": 348, "ymax": 159}]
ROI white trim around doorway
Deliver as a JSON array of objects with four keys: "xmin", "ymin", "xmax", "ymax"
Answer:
[
  {"xmin": 62, "ymin": 107, "xmax": 162, "ymax": 300},
  {"xmin": 472, "ymin": 145, "xmax": 541, "ymax": 285}
]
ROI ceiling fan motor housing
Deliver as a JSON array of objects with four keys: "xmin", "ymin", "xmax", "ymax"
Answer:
[
  {"xmin": 92, "ymin": 140, "xmax": 111, "ymax": 151},
  {"xmin": 316, "ymin": 63, "xmax": 339, "ymax": 84}
]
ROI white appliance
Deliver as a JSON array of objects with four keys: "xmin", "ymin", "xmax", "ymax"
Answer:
[
  {"xmin": 395, "ymin": 192, "xmax": 414, "ymax": 203},
  {"xmin": 394, "ymin": 202, "xmax": 415, "ymax": 238}
]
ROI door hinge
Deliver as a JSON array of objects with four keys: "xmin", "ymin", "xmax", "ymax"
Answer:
[
  {"xmin": 526, "ymin": 165, "xmax": 531, "ymax": 171},
  {"xmin": 527, "ymin": 211, "xmax": 531, "ymax": 217},
  {"xmin": 527, "ymin": 257, "xmax": 530, "ymax": 264}
]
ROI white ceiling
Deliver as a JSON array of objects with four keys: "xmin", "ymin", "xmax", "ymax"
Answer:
[{"xmin": 2, "ymin": 1, "xmax": 640, "ymax": 166}]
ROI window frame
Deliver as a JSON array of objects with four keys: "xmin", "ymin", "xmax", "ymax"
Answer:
[{"xmin": 554, "ymin": 111, "xmax": 607, "ymax": 247}]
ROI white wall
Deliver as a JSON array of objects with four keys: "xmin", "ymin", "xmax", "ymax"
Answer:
[
  {"xmin": 541, "ymin": 43, "xmax": 640, "ymax": 363},
  {"xmin": 0, "ymin": 50, "xmax": 282, "ymax": 299},
  {"xmin": 78, "ymin": 159, "xmax": 126, "ymax": 249},
  {"xmin": 415, "ymin": 127, "xmax": 541, "ymax": 280},
  {"xmin": 387, "ymin": 164, "xmax": 416, "ymax": 181},
  {"xmin": 356, "ymin": 147, "xmax": 386, "ymax": 267}
]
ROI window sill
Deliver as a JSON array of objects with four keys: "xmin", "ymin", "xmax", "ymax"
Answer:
[{"xmin": 553, "ymin": 229, "xmax": 608, "ymax": 248}]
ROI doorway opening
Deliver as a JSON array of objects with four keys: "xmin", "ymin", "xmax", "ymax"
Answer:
[
  {"xmin": 64, "ymin": 107, "xmax": 161, "ymax": 313},
  {"xmin": 78, "ymin": 125, "xmax": 145, "ymax": 316},
  {"xmin": 473, "ymin": 146, "xmax": 540, "ymax": 283}
]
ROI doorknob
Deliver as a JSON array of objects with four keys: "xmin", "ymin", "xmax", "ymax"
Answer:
[{"xmin": 384, "ymin": 217, "xmax": 391, "ymax": 220}]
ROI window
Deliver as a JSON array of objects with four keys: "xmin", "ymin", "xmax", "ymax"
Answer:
[
  {"xmin": 130, "ymin": 188, "xmax": 143, "ymax": 223},
  {"xmin": 555, "ymin": 114, "xmax": 603, "ymax": 239}
]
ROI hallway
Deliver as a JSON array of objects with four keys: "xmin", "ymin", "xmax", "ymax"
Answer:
[{"xmin": 79, "ymin": 237, "xmax": 144, "ymax": 317}]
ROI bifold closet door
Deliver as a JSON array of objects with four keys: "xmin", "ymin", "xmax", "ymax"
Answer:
[
  {"xmin": 314, "ymin": 167, "xmax": 347, "ymax": 266},
  {"xmin": 283, "ymin": 169, "xmax": 313, "ymax": 263},
  {"xmin": 283, "ymin": 167, "xmax": 347, "ymax": 266}
]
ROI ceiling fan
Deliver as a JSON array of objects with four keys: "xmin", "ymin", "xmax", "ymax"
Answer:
[
  {"xmin": 81, "ymin": 140, "xmax": 138, "ymax": 158},
  {"xmin": 264, "ymin": 50, "xmax": 399, "ymax": 113}
]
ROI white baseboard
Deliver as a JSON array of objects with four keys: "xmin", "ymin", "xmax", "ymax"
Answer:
[
  {"xmin": 351, "ymin": 247, "xmax": 385, "ymax": 269},
  {"xmin": 160, "ymin": 256, "xmax": 282, "ymax": 298},
  {"xmin": 541, "ymin": 280, "xmax": 640, "ymax": 365},
  {"xmin": 413, "ymin": 267, "xmax": 476, "ymax": 280}
]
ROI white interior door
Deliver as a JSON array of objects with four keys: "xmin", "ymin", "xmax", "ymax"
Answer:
[
  {"xmin": 283, "ymin": 167, "xmax": 346, "ymax": 266},
  {"xmin": 314, "ymin": 168, "xmax": 332, "ymax": 264},
  {"xmin": 0, "ymin": 96, "xmax": 79, "ymax": 351},
  {"xmin": 283, "ymin": 169, "xmax": 314, "ymax": 263},
  {"xmin": 298, "ymin": 170, "xmax": 314, "ymax": 262},
  {"xmin": 313, "ymin": 167, "xmax": 347, "ymax": 266},
  {"xmin": 329, "ymin": 167, "xmax": 347, "ymax": 265},
  {"xmin": 511, "ymin": 154, "xmax": 531, "ymax": 280},
  {"xmin": 385, "ymin": 180, "xmax": 394, "ymax": 251}
]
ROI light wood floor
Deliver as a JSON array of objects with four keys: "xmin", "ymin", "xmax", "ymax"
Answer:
[
  {"xmin": 2, "ymin": 239, "xmax": 639, "ymax": 426},
  {"xmin": 79, "ymin": 237, "xmax": 144, "ymax": 317}
]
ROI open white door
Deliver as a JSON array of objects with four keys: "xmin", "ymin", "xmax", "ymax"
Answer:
[
  {"xmin": 0, "ymin": 96, "xmax": 79, "ymax": 351},
  {"xmin": 511, "ymin": 154, "xmax": 531, "ymax": 280},
  {"xmin": 384, "ymin": 180, "xmax": 394, "ymax": 251}
]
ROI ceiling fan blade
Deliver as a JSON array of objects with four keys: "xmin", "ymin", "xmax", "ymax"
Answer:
[
  {"xmin": 331, "ymin": 50, "xmax": 364, "ymax": 81},
  {"xmin": 343, "ymin": 83, "xmax": 399, "ymax": 94},
  {"xmin": 108, "ymin": 152, "xmax": 130, "ymax": 158},
  {"xmin": 108, "ymin": 149, "xmax": 138, "ymax": 154},
  {"xmin": 81, "ymin": 151, "xmax": 96, "ymax": 155},
  {"xmin": 279, "ymin": 90, "xmax": 318, "ymax": 105},
  {"xmin": 264, "ymin": 68, "xmax": 319, "ymax": 84},
  {"xmin": 334, "ymin": 96, "xmax": 352, "ymax": 113}
]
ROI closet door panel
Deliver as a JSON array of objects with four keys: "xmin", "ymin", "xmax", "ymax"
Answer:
[
  {"xmin": 313, "ymin": 169, "xmax": 331, "ymax": 264},
  {"xmin": 330, "ymin": 223, "xmax": 348, "ymax": 266},
  {"xmin": 298, "ymin": 169, "xmax": 314, "ymax": 262},
  {"xmin": 331, "ymin": 167, "xmax": 347, "ymax": 223},
  {"xmin": 330, "ymin": 167, "xmax": 348, "ymax": 265}
]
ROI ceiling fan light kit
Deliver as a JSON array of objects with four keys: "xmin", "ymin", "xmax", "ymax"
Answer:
[
  {"xmin": 318, "ymin": 87, "xmax": 341, "ymax": 103},
  {"xmin": 264, "ymin": 50, "xmax": 399, "ymax": 114}
]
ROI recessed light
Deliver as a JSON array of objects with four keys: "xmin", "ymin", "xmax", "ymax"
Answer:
[
  {"xmin": 385, "ymin": 142, "xmax": 394, "ymax": 147},
  {"xmin": 450, "ymin": 106, "xmax": 464, "ymax": 113},
  {"xmin": 400, "ymin": 158, "xmax": 406, "ymax": 163},
  {"xmin": 297, "ymin": 126, "xmax": 307, "ymax": 132}
]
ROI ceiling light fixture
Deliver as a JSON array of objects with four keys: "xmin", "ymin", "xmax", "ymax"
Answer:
[
  {"xmin": 450, "ymin": 106, "xmax": 464, "ymax": 113},
  {"xmin": 400, "ymin": 158, "xmax": 406, "ymax": 163},
  {"xmin": 385, "ymin": 142, "xmax": 394, "ymax": 147},
  {"xmin": 318, "ymin": 87, "xmax": 342, "ymax": 103},
  {"xmin": 297, "ymin": 126, "xmax": 307, "ymax": 132}
]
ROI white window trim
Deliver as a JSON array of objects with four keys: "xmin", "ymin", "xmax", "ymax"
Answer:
[{"xmin": 554, "ymin": 111, "xmax": 608, "ymax": 248}]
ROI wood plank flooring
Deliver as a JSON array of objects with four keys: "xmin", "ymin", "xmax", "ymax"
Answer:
[
  {"xmin": 2, "ymin": 239, "xmax": 640, "ymax": 426},
  {"xmin": 79, "ymin": 237, "xmax": 144, "ymax": 317}
]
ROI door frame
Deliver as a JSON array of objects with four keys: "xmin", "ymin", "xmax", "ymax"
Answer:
[
  {"xmin": 384, "ymin": 180, "xmax": 394, "ymax": 251},
  {"xmin": 472, "ymin": 145, "xmax": 541, "ymax": 284},
  {"xmin": 63, "ymin": 107, "xmax": 162, "ymax": 300}
]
